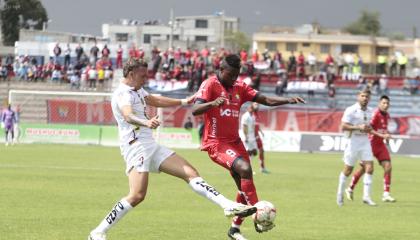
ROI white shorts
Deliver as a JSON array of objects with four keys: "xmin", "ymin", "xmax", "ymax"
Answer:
[
  {"xmin": 244, "ymin": 139, "xmax": 258, "ymax": 152},
  {"xmin": 122, "ymin": 141, "xmax": 174, "ymax": 175},
  {"xmin": 343, "ymin": 139, "xmax": 373, "ymax": 167}
]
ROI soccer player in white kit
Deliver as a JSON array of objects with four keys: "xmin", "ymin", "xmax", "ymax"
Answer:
[
  {"xmin": 336, "ymin": 89, "xmax": 377, "ymax": 206},
  {"xmin": 241, "ymin": 103, "xmax": 269, "ymax": 173},
  {"xmin": 88, "ymin": 58, "xmax": 256, "ymax": 240}
]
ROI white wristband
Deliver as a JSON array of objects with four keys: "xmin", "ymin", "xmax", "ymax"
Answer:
[{"xmin": 181, "ymin": 99, "xmax": 188, "ymax": 106}]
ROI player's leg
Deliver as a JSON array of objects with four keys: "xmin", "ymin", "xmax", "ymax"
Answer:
[
  {"xmin": 158, "ymin": 153, "xmax": 256, "ymax": 217},
  {"xmin": 380, "ymin": 160, "xmax": 396, "ymax": 202},
  {"xmin": 337, "ymin": 146, "xmax": 356, "ymax": 206},
  {"xmin": 361, "ymin": 161, "xmax": 376, "ymax": 206},
  {"xmin": 346, "ymin": 163, "xmax": 365, "ymax": 200},
  {"xmin": 89, "ymin": 170, "xmax": 147, "ymax": 240},
  {"xmin": 228, "ymin": 170, "xmax": 251, "ymax": 240},
  {"xmin": 5, "ymin": 128, "xmax": 10, "ymax": 145}
]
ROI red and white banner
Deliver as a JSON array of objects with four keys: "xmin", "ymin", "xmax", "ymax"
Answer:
[{"xmin": 47, "ymin": 100, "xmax": 420, "ymax": 136}]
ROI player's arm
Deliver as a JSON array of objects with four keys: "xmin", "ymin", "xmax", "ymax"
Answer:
[
  {"xmin": 120, "ymin": 105, "xmax": 160, "ymax": 129},
  {"xmin": 370, "ymin": 129, "xmax": 392, "ymax": 140},
  {"xmin": 254, "ymin": 93, "xmax": 305, "ymax": 106},
  {"xmin": 191, "ymin": 97, "xmax": 225, "ymax": 116},
  {"xmin": 341, "ymin": 122, "xmax": 371, "ymax": 132},
  {"xmin": 145, "ymin": 94, "xmax": 194, "ymax": 108}
]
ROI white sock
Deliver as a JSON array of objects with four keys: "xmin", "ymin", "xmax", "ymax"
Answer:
[
  {"xmin": 363, "ymin": 174, "xmax": 373, "ymax": 199},
  {"xmin": 337, "ymin": 172, "xmax": 347, "ymax": 195},
  {"xmin": 188, "ymin": 177, "xmax": 232, "ymax": 209},
  {"xmin": 93, "ymin": 198, "xmax": 133, "ymax": 233}
]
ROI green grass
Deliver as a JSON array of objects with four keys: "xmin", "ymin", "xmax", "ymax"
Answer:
[{"xmin": 0, "ymin": 144, "xmax": 419, "ymax": 240}]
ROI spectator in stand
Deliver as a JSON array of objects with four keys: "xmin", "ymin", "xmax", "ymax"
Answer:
[
  {"xmin": 152, "ymin": 52, "xmax": 162, "ymax": 74},
  {"xmin": 53, "ymin": 43, "xmax": 62, "ymax": 64},
  {"xmin": 307, "ymin": 52, "xmax": 317, "ymax": 74},
  {"xmin": 174, "ymin": 47, "xmax": 182, "ymax": 65},
  {"xmin": 116, "ymin": 44, "xmax": 123, "ymax": 69},
  {"xmin": 88, "ymin": 66, "xmax": 97, "ymax": 90},
  {"xmin": 252, "ymin": 50, "xmax": 259, "ymax": 63},
  {"xmin": 138, "ymin": 47, "xmax": 145, "ymax": 59},
  {"xmin": 70, "ymin": 70, "xmax": 80, "ymax": 90},
  {"xmin": 201, "ymin": 46, "xmax": 210, "ymax": 66},
  {"xmin": 379, "ymin": 74, "xmax": 388, "ymax": 95},
  {"xmin": 389, "ymin": 54, "xmax": 397, "ymax": 77},
  {"xmin": 185, "ymin": 47, "xmax": 192, "ymax": 66},
  {"xmin": 240, "ymin": 49, "xmax": 248, "ymax": 63},
  {"xmin": 75, "ymin": 43, "xmax": 84, "ymax": 63},
  {"xmin": 377, "ymin": 52, "xmax": 388, "ymax": 75},
  {"xmin": 97, "ymin": 66, "xmax": 105, "ymax": 90},
  {"xmin": 64, "ymin": 44, "xmax": 71, "ymax": 67},
  {"xmin": 398, "ymin": 52, "xmax": 408, "ymax": 77},
  {"xmin": 102, "ymin": 44, "xmax": 110, "ymax": 59},
  {"xmin": 167, "ymin": 47, "xmax": 175, "ymax": 70},
  {"xmin": 288, "ymin": 51, "xmax": 296, "ymax": 74},
  {"xmin": 325, "ymin": 53, "xmax": 334, "ymax": 66},
  {"xmin": 51, "ymin": 66, "xmax": 61, "ymax": 83},
  {"xmin": 328, "ymin": 84, "xmax": 336, "ymax": 108},
  {"xmin": 297, "ymin": 52, "xmax": 305, "ymax": 78},
  {"xmin": 90, "ymin": 41, "xmax": 100, "ymax": 65},
  {"xmin": 336, "ymin": 53, "xmax": 344, "ymax": 76}
]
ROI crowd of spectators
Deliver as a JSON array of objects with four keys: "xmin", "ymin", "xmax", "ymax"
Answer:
[{"xmin": 1, "ymin": 43, "xmax": 419, "ymax": 96}]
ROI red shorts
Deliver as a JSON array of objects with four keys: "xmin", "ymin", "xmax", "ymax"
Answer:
[
  {"xmin": 256, "ymin": 137, "xmax": 263, "ymax": 149},
  {"xmin": 206, "ymin": 141, "xmax": 250, "ymax": 171},
  {"xmin": 371, "ymin": 144, "xmax": 391, "ymax": 162}
]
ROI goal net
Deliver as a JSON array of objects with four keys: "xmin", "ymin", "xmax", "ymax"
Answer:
[{"xmin": 8, "ymin": 90, "xmax": 162, "ymax": 145}]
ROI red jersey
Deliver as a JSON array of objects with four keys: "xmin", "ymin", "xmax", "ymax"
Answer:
[
  {"xmin": 196, "ymin": 75, "xmax": 258, "ymax": 149},
  {"xmin": 370, "ymin": 108, "xmax": 390, "ymax": 145}
]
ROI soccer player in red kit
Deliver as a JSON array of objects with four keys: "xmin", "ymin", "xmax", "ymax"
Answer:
[
  {"xmin": 192, "ymin": 54, "xmax": 305, "ymax": 239},
  {"xmin": 346, "ymin": 95, "xmax": 396, "ymax": 202}
]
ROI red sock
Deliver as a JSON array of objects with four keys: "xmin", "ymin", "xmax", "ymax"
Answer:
[
  {"xmin": 349, "ymin": 171, "xmax": 362, "ymax": 191},
  {"xmin": 384, "ymin": 172, "xmax": 391, "ymax": 193},
  {"xmin": 259, "ymin": 149, "xmax": 265, "ymax": 169},
  {"xmin": 240, "ymin": 179, "xmax": 259, "ymax": 205},
  {"xmin": 232, "ymin": 192, "xmax": 247, "ymax": 226}
]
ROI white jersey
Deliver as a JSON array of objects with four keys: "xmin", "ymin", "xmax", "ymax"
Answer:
[
  {"xmin": 241, "ymin": 111, "xmax": 256, "ymax": 141},
  {"xmin": 111, "ymin": 83, "xmax": 154, "ymax": 154},
  {"xmin": 341, "ymin": 103, "xmax": 373, "ymax": 143}
]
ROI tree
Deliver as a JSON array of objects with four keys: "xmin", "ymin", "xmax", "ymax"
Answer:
[
  {"xmin": 224, "ymin": 30, "xmax": 250, "ymax": 53},
  {"xmin": 343, "ymin": 10, "xmax": 381, "ymax": 36},
  {"xmin": 0, "ymin": 0, "xmax": 48, "ymax": 46}
]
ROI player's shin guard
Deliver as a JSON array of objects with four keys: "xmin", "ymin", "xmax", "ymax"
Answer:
[
  {"xmin": 240, "ymin": 179, "xmax": 259, "ymax": 205},
  {"xmin": 93, "ymin": 198, "xmax": 133, "ymax": 233},
  {"xmin": 363, "ymin": 174, "xmax": 373, "ymax": 199},
  {"xmin": 188, "ymin": 177, "xmax": 231, "ymax": 209},
  {"xmin": 384, "ymin": 172, "xmax": 391, "ymax": 193}
]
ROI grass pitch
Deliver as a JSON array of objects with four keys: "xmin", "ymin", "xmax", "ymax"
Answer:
[{"xmin": 0, "ymin": 144, "xmax": 419, "ymax": 240}]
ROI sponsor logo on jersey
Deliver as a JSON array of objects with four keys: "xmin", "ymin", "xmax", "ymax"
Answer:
[{"xmin": 220, "ymin": 108, "xmax": 239, "ymax": 117}]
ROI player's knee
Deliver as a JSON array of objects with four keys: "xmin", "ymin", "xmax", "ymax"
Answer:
[
  {"xmin": 128, "ymin": 192, "xmax": 147, "ymax": 206},
  {"xmin": 236, "ymin": 165, "xmax": 253, "ymax": 179}
]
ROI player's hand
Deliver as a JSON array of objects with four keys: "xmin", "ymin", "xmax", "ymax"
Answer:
[
  {"xmin": 211, "ymin": 97, "xmax": 225, "ymax": 107},
  {"xmin": 288, "ymin": 97, "xmax": 306, "ymax": 104},
  {"xmin": 146, "ymin": 115, "xmax": 160, "ymax": 129},
  {"xmin": 383, "ymin": 133, "xmax": 391, "ymax": 140},
  {"xmin": 185, "ymin": 93, "xmax": 196, "ymax": 104}
]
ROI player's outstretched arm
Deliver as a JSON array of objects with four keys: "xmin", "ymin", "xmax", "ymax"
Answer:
[
  {"xmin": 145, "ymin": 94, "xmax": 194, "ymax": 108},
  {"xmin": 254, "ymin": 94, "xmax": 305, "ymax": 107},
  {"xmin": 192, "ymin": 97, "xmax": 225, "ymax": 116}
]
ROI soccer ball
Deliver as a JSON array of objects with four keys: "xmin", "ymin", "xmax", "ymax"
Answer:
[{"xmin": 252, "ymin": 200, "xmax": 277, "ymax": 226}]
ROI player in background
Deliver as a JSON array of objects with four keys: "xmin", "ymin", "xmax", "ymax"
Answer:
[
  {"xmin": 253, "ymin": 103, "xmax": 269, "ymax": 173},
  {"xmin": 192, "ymin": 54, "xmax": 305, "ymax": 239},
  {"xmin": 2, "ymin": 104, "xmax": 17, "ymax": 146},
  {"xmin": 346, "ymin": 95, "xmax": 396, "ymax": 202},
  {"xmin": 336, "ymin": 89, "xmax": 384, "ymax": 207},
  {"xmin": 88, "ymin": 58, "xmax": 256, "ymax": 240},
  {"xmin": 241, "ymin": 103, "xmax": 268, "ymax": 174}
]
